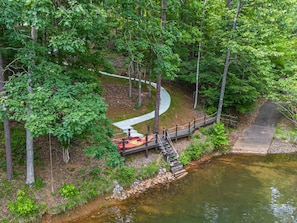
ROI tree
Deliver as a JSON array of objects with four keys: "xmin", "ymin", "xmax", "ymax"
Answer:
[
  {"xmin": 0, "ymin": 52, "xmax": 13, "ymax": 180},
  {"xmin": 270, "ymin": 74, "xmax": 297, "ymax": 126},
  {"xmin": 194, "ymin": 0, "xmax": 208, "ymax": 109},
  {"xmin": 216, "ymin": 0, "xmax": 242, "ymax": 122},
  {"xmin": 153, "ymin": 0, "xmax": 167, "ymax": 134},
  {"xmin": 1, "ymin": 0, "xmax": 119, "ymax": 184}
]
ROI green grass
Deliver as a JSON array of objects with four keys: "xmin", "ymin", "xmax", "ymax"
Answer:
[{"xmin": 274, "ymin": 118, "xmax": 297, "ymax": 143}]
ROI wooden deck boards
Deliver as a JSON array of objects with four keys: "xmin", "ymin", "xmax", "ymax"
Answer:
[{"xmin": 119, "ymin": 117, "xmax": 217, "ymax": 157}]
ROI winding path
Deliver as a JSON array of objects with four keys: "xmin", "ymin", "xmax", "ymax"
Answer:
[{"xmin": 99, "ymin": 71, "xmax": 171, "ymax": 136}]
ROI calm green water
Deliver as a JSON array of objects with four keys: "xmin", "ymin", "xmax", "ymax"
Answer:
[{"xmin": 76, "ymin": 154, "xmax": 297, "ymax": 223}]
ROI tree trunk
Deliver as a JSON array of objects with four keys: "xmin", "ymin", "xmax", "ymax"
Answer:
[
  {"xmin": 26, "ymin": 25, "xmax": 37, "ymax": 185},
  {"xmin": 128, "ymin": 60, "xmax": 132, "ymax": 98},
  {"xmin": 216, "ymin": 0, "xmax": 242, "ymax": 122},
  {"xmin": 154, "ymin": 0, "xmax": 167, "ymax": 133},
  {"xmin": 137, "ymin": 63, "xmax": 142, "ymax": 107},
  {"xmin": 0, "ymin": 52, "xmax": 13, "ymax": 180},
  {"xmin": 148, "ymin": 48, "xmax": 153, "ymax": 98},
  {"xmin": 194, "ymin": 0, "xmax": 208, "ymax": 109}
]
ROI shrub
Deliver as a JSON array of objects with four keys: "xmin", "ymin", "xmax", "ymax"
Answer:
[
  {"xmin": 179, "ymin": 139, "xmax": 206, "ymax": 165},
  {"xmin": 138, "ymin": 161, "xmax": 160, "ymax": 179},
  {"xmin": 112, "ymin": 166, "xmax": 136, "ymax": 187},
  {"xmin": 202, "ymin": 122, "xmax": 229, "ymax": 150},
  {"xmin": 34, "ymin": 177, "xmax": 46, "ymax": 190},
  {"xmin": 208, "ymin": 122, "xmax": 229, "ymax": 149},
  {"xmin": 8, "ymin": 190, "xmax": 39, "ymax": 218},
  {"xmin": 58, "ymin": 183, "xmax": 80, "ymax": 199},
  {"xmin": 105, "ymin": 151, "xmax": 125, "ymax": 168}
]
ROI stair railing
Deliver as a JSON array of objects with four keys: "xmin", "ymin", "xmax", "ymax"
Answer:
[{"xmin": 166, "ymin": 134, "xmax": 179, "ymax": 159}]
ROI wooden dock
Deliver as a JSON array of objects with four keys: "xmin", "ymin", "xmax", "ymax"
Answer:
[{"xmin": 113, "ymin": 113, "xmax": 237, "ymax": 174}]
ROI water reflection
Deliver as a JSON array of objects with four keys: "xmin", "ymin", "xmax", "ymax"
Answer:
[{"xmin": 72, "ymin": 154, "xmax": 297, "ymax": 223}]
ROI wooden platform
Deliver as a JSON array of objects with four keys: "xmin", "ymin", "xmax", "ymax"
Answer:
[{"xmin": 118, "ymin": 116, "xmax": 217, "ymax": 157}]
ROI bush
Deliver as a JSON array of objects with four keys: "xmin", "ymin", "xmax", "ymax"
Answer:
[
  {"xmin": 208, "ymin": 122, "xmax": 229, "ymax": 149},
  {"xmin": 201, "ymin": 122, "xmax": 229, "ymax": 150},
  {"xmin": 179, "ymin": 138, "xmax": 206, "ymax": 165},
  {"xmin": 34, "ymin": 177, "xmax": 46, "ymax": 190},
  {"xmin": 138, "ymin": 161, "xmax": 160, "ymax": 179},
  {"xmin": 8, "ymin": 190, "xmax": 39, "ymax": 218},
  {"xmin": 58, "ymin": 183, "xmax": 80, "ymax": 199},
  {"xmin": 112, "ymin": 166, "xmax": 136, "ymax": 187}
]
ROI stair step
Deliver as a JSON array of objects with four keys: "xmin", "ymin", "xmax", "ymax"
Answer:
[
  {"xmin": 174, "ymin": 169, "xmax": 186, "ymax": 177},
  {"xmin": 171, "ymin": 164, "xmax": 183, "ymax": 173},
  {"xmin": 175, "ymin": 172, "xmax": 188, "ymax": 180}
]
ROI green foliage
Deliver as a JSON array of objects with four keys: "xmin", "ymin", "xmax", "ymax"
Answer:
[
  {"xmin": 274, "ymin": 120, "xmax": 297, "ymax": 143},
  {"xmin": 0, "ymin": 127, "xmax": 26, "ymax": 165},
  {"xmin": 207, "ymin": 122, "xmax": 229, "ymax": 149},
  {"xmin": 8, "ymin": 190, "xmax": 39, "ymax": 218},
  {"xmin": 179, "ymin": 136, "xmax": 207, "ymax": 165},
  {"xmin": 89, "ymin": 167, "xmax": 102, "ymax": 177},
  {"xmin": 105, "ymin": 151, "xmax": 125, "ymax": 168},
  {"xmin": 201, "ymin": 123, "xmax": 229, "ymax": 149},
  {"xmin": 112, "ymin": 166, "xmax": 137, "ymax": 187},
  {"xmin": 180, "ymin": 123, "xmax": 229, "ymax": 165},
  {"xmin": 137, "ymin": 161, "xmax": 160, "ymax": 180},
  {"xmin": 58, "ymin": 183, "xmax": 80, "ymax": 199},
  {"xmin": 34, "ymin": 177, "xmax": 46, "ymax": 190}
]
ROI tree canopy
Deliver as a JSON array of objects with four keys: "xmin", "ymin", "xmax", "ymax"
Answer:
[{"xmin": 0, "ymin": 0, "xmax": 296, "ymax": 183}]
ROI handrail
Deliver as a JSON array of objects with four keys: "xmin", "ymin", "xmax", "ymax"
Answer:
[{"xmin": 166, "ymin": 134, "xmax": 179, "ymax": 158}]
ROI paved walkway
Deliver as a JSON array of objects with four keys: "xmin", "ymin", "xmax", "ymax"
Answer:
[
  {"xmin": 231, "ymin": 100, "xmax": 282, "ymax": 154},
  {"xmin": 99, "ymin": 71, "xmax": 171, "ymax": 136}
]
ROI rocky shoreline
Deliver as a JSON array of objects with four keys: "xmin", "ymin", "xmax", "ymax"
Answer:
[
  {"xmin": 107, "ymin": 136, "xmax": 297, "ymax": 201},
  {"xmin": 108, "ymin": 168, "xmax": 175, "ymax": 201}
]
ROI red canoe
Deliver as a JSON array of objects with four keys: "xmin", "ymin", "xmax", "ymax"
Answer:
[{"xmin": 118, "ymin": 135, "xmax": 154, "ymax": 150}]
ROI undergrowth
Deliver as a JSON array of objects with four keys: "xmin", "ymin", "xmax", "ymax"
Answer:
[{"xmin": 179, "ymin": 122, "xmax": 229, "ymax": 165}]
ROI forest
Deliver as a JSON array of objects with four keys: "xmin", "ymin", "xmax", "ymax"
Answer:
[{"xmin": 0, "ymin": 0, "xmax": 296, "ymax": 221}]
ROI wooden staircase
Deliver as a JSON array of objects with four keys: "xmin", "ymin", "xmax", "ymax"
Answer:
[{"xmin": 157, "ymin": 135, "xmax": 188, "ymax": 179}]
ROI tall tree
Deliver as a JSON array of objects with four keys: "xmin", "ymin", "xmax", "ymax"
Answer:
[
  {"xmin": 193, "ymin": 0, "xmax": 207, "ymax": 109},
  {"xmin": 216, "ymin": 0, "xmax": 242, "ymax": 122},
  {"xmin": 0, "ymin": 52, "xmax": 13, "ymax": 180},
  {"xmin": 153, "ymin": 0, "xmax": 167, "ymax": 133}
]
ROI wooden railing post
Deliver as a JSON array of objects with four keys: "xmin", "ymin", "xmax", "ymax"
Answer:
[
  {"xmin": 188, "ymin": 122, "xmax": 191, "ymax": 134},
  {"xmin": 147, "ymin": 125, "xmax": 150, "ymax": 135},
  {"xmin": 128, "ymin": 128, "xmax": 131, "ymax": 137},
  {"xmin": 175, "ymin": 125, "xmax": 178, "ymax": 143},
  {"xmin": 188, "ymin": 122, "xmax": 191, "ymax": 139},
  {"xmin": 155, "ymin": 132, "xmax": 158, "ymax": 143},
  {"xmin": 162, "ymin": 128, "xmax": 165, "ymax": 138},
  {"xmin": 122, "ymin": 138, "xmax": 126, "ymax": 158},
  {"xmin": 145, "ymin": 134, "xmax": 148, "ymax": 158}
]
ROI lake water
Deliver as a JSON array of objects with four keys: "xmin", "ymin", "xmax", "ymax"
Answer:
[{"xmin": 72, "ymin": 154, "xmax": 297, "ymax": 223}]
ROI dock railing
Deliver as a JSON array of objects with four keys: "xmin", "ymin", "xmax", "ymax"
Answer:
[{"xmin": 113, "ymin": 112, "xmax": 237, "ymax": 157}]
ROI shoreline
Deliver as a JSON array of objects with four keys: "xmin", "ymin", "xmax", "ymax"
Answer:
[{"xmin": 43, "ymin": 131, "xmax": 297, "ymax": 223}]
